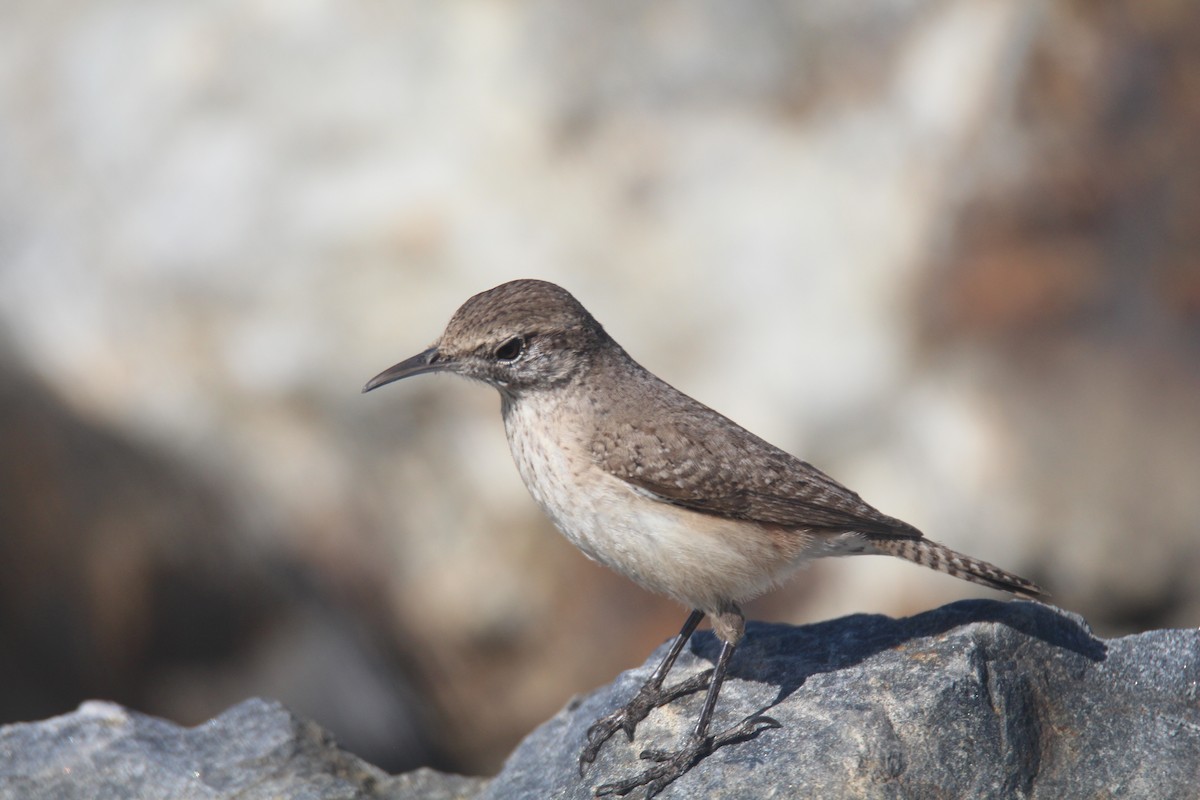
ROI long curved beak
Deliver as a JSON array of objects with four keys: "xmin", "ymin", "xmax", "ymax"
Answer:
[{"xmin": 362, "ymin": 347, "xmax": 449, "ymax": 393}]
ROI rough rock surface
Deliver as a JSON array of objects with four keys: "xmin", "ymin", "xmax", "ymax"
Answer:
[
  {"xmin": 486, "ymin": 600, "xmax": 1198, "ymax": 799},
  {"xmin": 0, "ymin": 697, "xmax": 483, "ymax": 800},
  {"xmin": 2, "ymin": 601, "xmax": 1197, "ymax": 799}
]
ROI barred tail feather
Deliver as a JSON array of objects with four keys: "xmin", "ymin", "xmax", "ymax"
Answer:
[{"xmin": 870, "ymin": 537, "xmax": 1044, "ymax": 599}]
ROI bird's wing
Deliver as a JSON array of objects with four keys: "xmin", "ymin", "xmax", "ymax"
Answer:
[
  {"xmin": 592, "ymin": 406, "xmax": 922, "ymax": 540},
  {"xmin": 633, "ymin": 482, "xmax": 921, "ymax": 538}
]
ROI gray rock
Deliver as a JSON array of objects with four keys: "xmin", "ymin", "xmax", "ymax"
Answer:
[
  {"xmin": 0, "ymin": 697, "xmax": 483, "ymax": 800},
  {"xmin": 2, "ymin": 601, "xmax": 1197, "ymax": 799},
  {"xmin": 484, "ymin": 600, "xmax": 1199, "ymax": 799}
]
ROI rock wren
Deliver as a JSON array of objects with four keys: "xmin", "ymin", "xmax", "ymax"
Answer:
[{"xmin": 363, "ymin": 279, "xmax": 1043, "ymax": 797}]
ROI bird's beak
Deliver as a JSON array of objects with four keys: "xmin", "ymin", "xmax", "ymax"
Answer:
[{"xmin": 362, "ymin": 347, "xmax": 450, "ymax": 393}]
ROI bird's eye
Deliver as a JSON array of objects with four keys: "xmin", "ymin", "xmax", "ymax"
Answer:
[{"xmin": 494, "ymin": 336, "xmax": 525, "ymax": 362}]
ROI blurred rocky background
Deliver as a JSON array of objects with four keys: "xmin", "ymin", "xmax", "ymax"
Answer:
[{"xmin": 0, "ymin": 0, "xmax": 1196, "ymax": 779}]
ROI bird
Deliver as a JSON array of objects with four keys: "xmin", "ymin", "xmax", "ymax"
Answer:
[{"xmin": 363, "ymin": 278, "xmax": 1043, "ymax": 797}]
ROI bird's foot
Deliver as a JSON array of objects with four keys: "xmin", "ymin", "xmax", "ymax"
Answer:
[
  {"xmin": 594, "ymin": 714, "xmax": 780, "ymax": 798},
  {"xmin": 578, "ymin": 669, "xmax": 713, "ymax": 775}
]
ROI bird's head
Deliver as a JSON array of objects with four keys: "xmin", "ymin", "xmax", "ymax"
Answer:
[{"xmin": 363, "ymin": 279, "xmax": 609, "ymax": 396}]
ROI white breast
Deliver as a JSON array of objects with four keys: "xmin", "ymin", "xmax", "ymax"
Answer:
[{"xmin": 502, "ymin": 393, "xmax": 609, "ymax": 561}]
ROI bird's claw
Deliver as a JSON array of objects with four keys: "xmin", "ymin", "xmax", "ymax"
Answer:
[
  {"xmin": 578, "ymin": 670, "xmax": 713, "ymax": 775},
  {"xmin": 592, "ymin": 715, "xmax": 780, "ymax": 797}
]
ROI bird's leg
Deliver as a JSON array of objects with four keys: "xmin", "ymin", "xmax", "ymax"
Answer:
[
  {"xmin": 579, "ymin": 610, "xmax": 708, "ymax": 773},
  {"xmin": 594, "ymin": 608, "xmax": 781, "ymax": 798}
]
